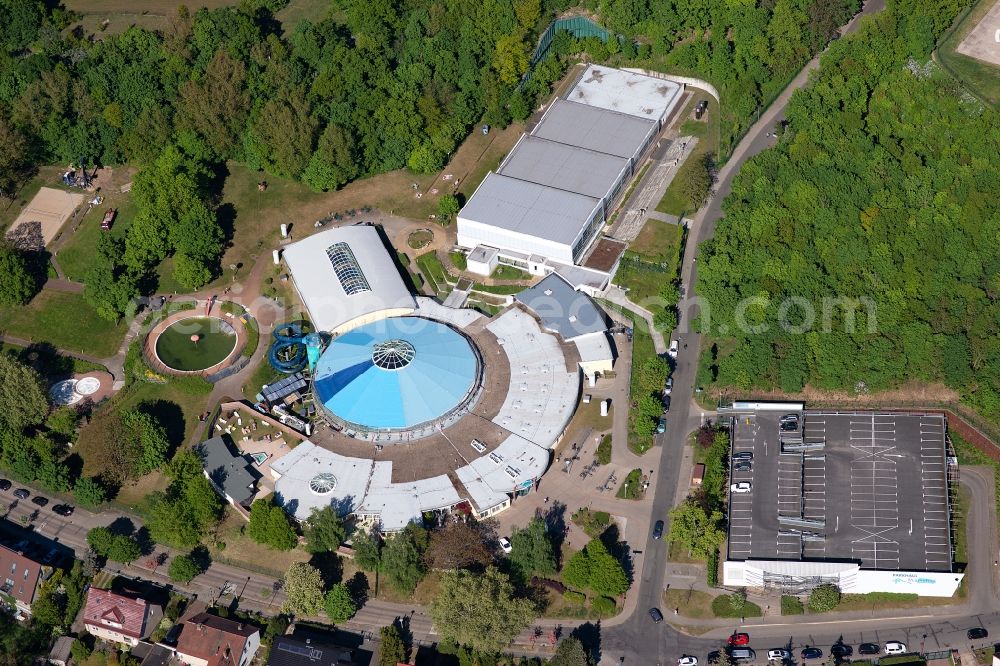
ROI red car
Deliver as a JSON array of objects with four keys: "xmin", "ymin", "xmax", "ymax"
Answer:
[{"xmin": 728, "ymin": 633, "xmax": 750, "ymax": 647}]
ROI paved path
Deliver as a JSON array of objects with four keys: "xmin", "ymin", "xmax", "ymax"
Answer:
[
  {"xmin": 609, "ymin": 137, "xmax": 698, "ymax": 243},
  {"xmin": 603, "ymin": 286, "xmax": 668, "ymax": 355}
]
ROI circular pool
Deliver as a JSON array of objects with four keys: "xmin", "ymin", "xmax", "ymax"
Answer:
[
  {"xmin": 154, "ymin": 316, "xmax": 238, "ymax": 372},
  {"xmin": 313, "ymin": 317, "xmax": 481, "ymax": 431}
]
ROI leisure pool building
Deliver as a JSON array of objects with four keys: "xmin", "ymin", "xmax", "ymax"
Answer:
[
  {"xmin": 233, "ymin": 225, "xmax": 616, "ymax": 531},
  {"xmin": 457, "ymin": 65, "xmax": 683, "ymax": 288}
]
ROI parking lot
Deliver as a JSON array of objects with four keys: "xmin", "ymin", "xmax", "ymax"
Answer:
[{"xmin": 726, "ymin": 411, "xmax": 953, "ymax": 571}]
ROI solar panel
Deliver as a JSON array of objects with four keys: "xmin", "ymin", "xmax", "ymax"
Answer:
[
  {"xmin": 262, "ymin": 373, "xmax": 308, "ymax": 403},
  {"xmin": 277, "ymin": 643, "xmax": 325, "ymax": 661}
]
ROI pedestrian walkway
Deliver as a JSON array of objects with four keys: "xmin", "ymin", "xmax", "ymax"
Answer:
[
  {"xmin": 609, "ymin": 137, "xmax": 698, "ymax": 243},
  {"xmin": 602, "ymin": 287, "xmax": 668, "ymax": 355}
]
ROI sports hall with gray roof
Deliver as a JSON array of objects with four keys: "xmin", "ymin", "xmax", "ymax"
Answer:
[
  {"xmin": 497, "ymin": 135, "xmax": 631, "ymax": 200},
  {"xmin": 530, "ymin": 99, "xmax": 658, "ymax": 160}
]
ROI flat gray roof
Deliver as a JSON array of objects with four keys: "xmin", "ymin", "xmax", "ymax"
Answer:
[
  {"xmin": 498, "ymin": 136, "xmax": 630, "ymax": 200},
  {"xmin": 532, "ymin": 99, "xmax": 656, "ymax": 159},
  {"xmin": 726, "ymin": 411, "xmax": 952, "ymax": 572},
  {"xmin": 458, "ymin": 172, "xmax": 601, "ymax": 245},
  {"xmin": 568, "ymin": 65, "xmax": 683, "ymax": 121},
  {"xmin": 515, "ymin": 273, "xmax": 608, "ymax": 340}
]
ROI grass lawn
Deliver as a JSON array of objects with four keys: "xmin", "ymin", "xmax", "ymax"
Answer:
[
  {"xmin": 615, "ymin": 468, "xmax": 645, "ymax": 500},
  {"xmin": 491, "ymin": 264, "xmax": 529, "ymax": 280},
  {"xmin": 656, "ymin": 94, "xmax": 721, "ymax": 217},
  {"xmin": 208, "ymin": 512, "xmax": 310, "ymax": 577},
  {"xmin": 0, "ymin": 339, "xmax": 107, "ymax": 376},
  {"xmin": 667, "ymin": 540, "xmax": 702, "ymax": 564},
  {"xmin": 629, "ymin": 218, "xmax": 685, "ymax": 264},
  {"xmin": 571, "ymin": 507, "xmax": 612, "ymax": 538},
  {"xmin": 937, "ymin": 0, "xmax": 1000, "ymax": 105},
  {"xmin": 664, "ymin": 588, "xmax": 715, "ymax": 619},
  {"xmin": 615, "ymin": 220, "xmax": 685, "ymax": 305},
  {"xmin": 710, "ymin": 593, "xmax": 763, "ymax": 618},
  {"xmin": 56, "ymin": 188, "xmax": 138, "ymax": 282},
  {"xmin": 834, "ymin": 591, "xmax": 956, "ymax": 611},
  {"xmin": 564, "ymin": 399, "xmax": 614, "ymax": 435},
  {"xmin": 407, "ymin": 229, "xmax": 433, "ymax": 249},
  {"xmin": 416, "ymin": 251, "xmax": 452, "ymax": 296},
  {"xmin": 0, "ymin": 291, "xmax": 127, "ymax": 358}
]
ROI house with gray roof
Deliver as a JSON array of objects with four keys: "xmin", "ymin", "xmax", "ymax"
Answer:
[{"xmin": 196, "ymin": 435, "xmax": 259, "ymax": 508}]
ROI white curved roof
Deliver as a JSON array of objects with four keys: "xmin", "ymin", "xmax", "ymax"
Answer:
[{"xmin": 283, "ymin": 225, "xmax": 416, "ymax": 333}]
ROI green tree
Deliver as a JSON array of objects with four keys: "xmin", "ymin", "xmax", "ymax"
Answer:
[
  {"xmin": 323, "ymin": 583, "xmax": 357, "ymax": 623},
  {"xmin": 73, "ymin": 477, "xmax": 107, "ymax": 508},
  {"xmin": 437, "ymin": 194, "xmax": 460, "ymax": 224},
  {"xmin": 380, "ymin": 524, "xmax": 428, "ymax": 594},
  {"xmin": 583, "ymin": 539, "xmax": 629, "ymax": 597},
  {"xmin": 429, "ymin": 566, "xmax": 536, "ymax": 653},
  {"xmin": 302, "ymin": 124, "xmax": 358, "ymax": 192},
  {"xmin": 168, "ymin": 554, "xmax": 203, "ymax": 583},
  {"xmin": 0, "ymin": 242, "xmax": 38, "ymax": 306},
  {"xmin": 246, "ymin": 85, "xmax": 317, "ymax": 179},
  {"xmin": 550, "ymin": 637, "xmax": 590, "ymax": 666},
  {"xmin": 377, "ymin": 624, "xmax": 407, "ymax": 666},
  {"xmin": 106, "ymin": 535, "xmax": 141, "ymax": 564},
  {"xmin": 351, "ymin": 527, "xmax": 382, "ymax": 571},
  {"xmin": 282, "ymin": 562, "xmax": 325, "ymax": 616},
  {"xmin": 667, "ymin": 499, "xmax": 726, "ymax": 560},
  {"xmin": 0, "ymin": 353, "xmax": 48, "ymax": 432},
  {"xmin": 508, "ymin": 518, "xmax": 556, "ymax": 581},
  {"xmin": 807, "ymin": 584, "xmax": 841, "ymax": 612},
  {"xmin": 248, "ymin": 498, "xmax": 299, "ymax": 550},
  {"xmin": 175, "ymin": 49, "xmax": 250, "ymax": 159},
  {"xmin": 303, "ymin": 506, "xmax": 346, "ymax": 554},
  {"xmin": 425, "ymin": 520, "xmax": 495, "ymax": 571},
  {"xmin": 678, "ymin": 154, "xmax": 712, "ymax": 211}
]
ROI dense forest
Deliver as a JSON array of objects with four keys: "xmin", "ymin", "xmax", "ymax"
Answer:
[{"xmin": 697, "ymin": 0, "xmax": 1000, "ymax": 419}]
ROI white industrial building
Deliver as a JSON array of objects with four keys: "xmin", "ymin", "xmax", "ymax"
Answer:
[
  {"xmin": 282, "ymin": 224, "xmax": 416, "ymax": 334},
  {"xmin": 457, "ymin": 65, "xmax": 683, "ymax": 284}
]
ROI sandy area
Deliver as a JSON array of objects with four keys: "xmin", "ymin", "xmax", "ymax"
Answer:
[{"xmin": 6, "ymin": 187, "xmax": 85, "ymax": 249}]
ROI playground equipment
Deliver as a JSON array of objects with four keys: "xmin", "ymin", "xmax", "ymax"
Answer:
[
  {"xmin": 62, "ymin": 158, "xmax": 93, "ymax": 189},
  {"xmin": 269, "ymin": 322, "xmax": 309, "ymax": 373}
]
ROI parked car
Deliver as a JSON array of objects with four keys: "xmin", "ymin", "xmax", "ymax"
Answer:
[
  {"xmin": 767, "ymin": 650, "xmax": 791, "ymax": 661},
  {"xmin": 732, "ymin": 451, "xmax": 754, "ymax": 461},
  {"xmin": 730, "ymin": 482, "xmax": 752, "ymax": 494},
  {"xmin": 13, "ymin": 488, "xmax": 29, "ymax": 499},
  {"xmin": 728, "ymin": 633, "xmax": 750, "ymax": 647},
  {"xmin": 0, "ymin": 479, "xmax": 10, "ymax": 491},
  {"xmin": 858, "ymin": 643, "xmax": 881, "ymax": 656},
  {"xmin": 884, "ymin": 642, "xmax": 907, "ymax": 655},
  {"xmin": 668, "ymin": 340, "xmax": 679, "ymax": 358},
  {"xmin": 652, "ymin": 520, "xmax": 664, "ymax": 540},
  {"xmin": 31, "ymin": 496, "xmax": 48, "ymax": 507},
  {"xmin": 52, "ymin": 504, "xmax": 74, "ymax": 517},
  {"xmin": 729, "ymin": 649, "xmax": 756, "ymax": 662},
  {"xmin": 830, "ymin": 645, "xmax": 853, "ymax": 658},
  {"xmin": 779, "ymin": 415, "xmax": 799, "ymax": 432},
  {"xmin": 801, "ymin": 648, "xmax": 823, "ymax": 660},
  {"xmin": 498, "ymin": 537, "xmax": 512, "ymax": 554},
  {"xmin": 733, "ymin": 461, "xmax": 752, "ymax": 472},
  {"xmin": 967, "ymin": 628, "xmax": 989, "ymax": 640},
  {"xmin": 678, "ymin": 657, "xmax": 698, "ymax": 666},
  {"xmin": 664, "ymin": 376, "xmax": 673, "ymax": 395},
  {"xmin": 649, "ymin": 607, "xmax": 664, "ymax": 624},
  {"xmin": 656, "ymin": 417, "xmax": 667, "ymax": 434}
]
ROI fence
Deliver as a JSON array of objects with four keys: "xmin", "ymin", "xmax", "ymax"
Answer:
[{"xmin": 531, "ymin": 15, "xmax": 611, "ymax": 67}]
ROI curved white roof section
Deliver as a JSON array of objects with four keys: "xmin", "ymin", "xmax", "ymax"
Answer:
[{"xmin": 282, "ymin": 225, "xmax": 416, "ymax": 334}]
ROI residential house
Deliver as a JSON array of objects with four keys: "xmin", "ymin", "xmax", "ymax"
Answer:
[
  {"xmin": 175, "ymin": 612, "xmax": 260, "ymax": 666},
  {"xmin": 0, "ymin": 543, "xmax": 44, "ymax": 615},
  {"xmin": 196, "ymin": 435, "xmax": 260, "ymax": 508},
  {"xmin": 83, "ymin": 588, "xmax": 159, "ymax": 647},
  {"xmin": 267, "ymin": 636, "xmax": 355, "ymax": 666}
]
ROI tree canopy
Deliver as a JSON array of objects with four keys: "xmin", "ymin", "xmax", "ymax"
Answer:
[
  {"xmin": 561, "ymin": 538, "xmax": 629, "ymax": 597},
  {"xmin": 508, "ymin": 518, "xmax": 557, "ymax": 581},
  {"xmin": 0, "ymin": 242, "xmax": 38, "ymax": 306},
  {"xmin": 0, "ymin": 353, "xmax": 48, "ymax": 432},
  {"xmin": 429, "ymin": 566, "xmax": 536, "ymax": 653},
  {"xmin": 282, "ymin": 562, "xmax": 325, "ymax": 616},
  {"xmin": 303, "ymin": 505, "xmax": 346, "ymax": 553},
  {"xmin": 697, "ymin": 0, "xmax": 999, "ymax": 419},
  {"xmin": 248, "ymin": 497, "xmax": 299, "ymax": 550}
]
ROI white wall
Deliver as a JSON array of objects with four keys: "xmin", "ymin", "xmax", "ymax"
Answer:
[
  {"xmin": 457, "ymin": 217, "xmax": 575, "ymax": 265},
  {"xmin": 850, "ymin": 570, "xmax": 964, "ymax": 597}
]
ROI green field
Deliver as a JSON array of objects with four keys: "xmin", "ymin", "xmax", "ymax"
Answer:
[
  {"xmin": 154, "ymin": 317, "xmax": 237, "ymax": 371},
  {"xmin": 56, "ymin": 193, "xmax": 137, "ymax": 282},
  {"xmin": 615, "ymin": 221, "xmax": 685, "ymax": 304},
  {"xmin": 0, "ymin": 291, "xmax": 127, "ymax": 358},
  {"xmin": 937, "ymin": 0, "xmax": 1000, "ymax": 105}
]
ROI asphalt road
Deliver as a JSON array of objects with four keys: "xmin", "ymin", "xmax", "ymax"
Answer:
[{"xmin": 595, "ymin": 0, "xmax": 1000, "ymax": 662}]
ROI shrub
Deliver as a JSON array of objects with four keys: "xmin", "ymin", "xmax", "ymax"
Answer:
[
  {"xmin": 807, "ymin": 584, "xmax": 841, "ymax": 613},
  {"xmin": 711, "ymin": 594, "xmax": 763, "ymax": 618},
  {"xmin": 595, "ymin": 434, "xmax": 612, "ymax": 464},
  {"xmin": 531, "ymin": 577, "xmax": 566, "ymax": 594},
  {"xmin": 449, "ymin": 251, "xmax": 467, "ymax": 271},
  {"xmin": 563, "ymin": 590, "xmax": 586, "ymax": 605},
  {"xmin": 706, "ymin": 549, "xmax": 719, "ymax": 586},
  {"xmin": 781, "ymin": 595, "xmax": 804, "ymax": 615},
  {"xmin": 591, "ymin": 596, "xmax": 616, "ymax": 616}
]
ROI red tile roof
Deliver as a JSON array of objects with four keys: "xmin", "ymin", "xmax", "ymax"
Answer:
[
  {"xmin": 176, "ymin": 612, "xmax": 259, "ymax": 666},
  {"xmin": 0, "ymin": 544, "xmax": 42, "ymax": 607},
  {"xmin": 83, "ymin": 588, "xmax": 149, "ymax": 639}
]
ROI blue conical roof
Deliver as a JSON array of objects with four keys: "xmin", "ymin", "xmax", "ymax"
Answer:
[{"xmin": 313, "ymin": 317, "xmax": 479, "ymax": 430}]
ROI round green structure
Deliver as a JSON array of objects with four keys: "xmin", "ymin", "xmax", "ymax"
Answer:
[{"xmin": 154, "ymin": 316, "xmax": 237, "ymax": 372}]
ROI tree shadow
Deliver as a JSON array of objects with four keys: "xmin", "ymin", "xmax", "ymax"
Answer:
[
  {"xmin": 599, "ymin": 524, "xmax": 634, "ymax": 582},
  {"xmin": 134, "ymin": 526, "xmax": 155, "ymax": 555},
  {"xmin": 136, "ymin": 399, "xmax": 186, "ymax": 450},
  {"xmin": 216, "ymin": 202, "xmax": 237, "ymax": 248},
  {"xmin": 539, "ymin": 501, "xmax": 568, "ymax": 554},
  {"xmin": 17, "ymin": 341, "xmax": 74, "ymax": 379},
  {"xmin": 309, "ymin": 550, "xmax": 344, "ymax": 587},
  {"xmin": 571, "ymin": 621, "xmax": 601, "ymax": 665},
  {"xmin": 346, "ymin": 572, "xmax": 369, "ymax": 608},
  {"xmin": 191, "ymin": 545, "xmax": 212, "ymax": 573},
  {"xmin": 108, "ymin": 516, "xmax": 136, "ymax": 537}
]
